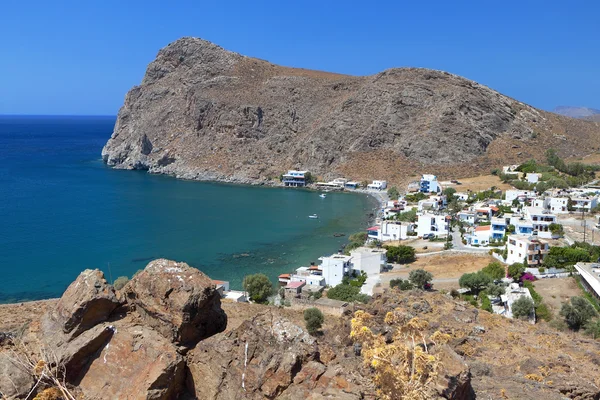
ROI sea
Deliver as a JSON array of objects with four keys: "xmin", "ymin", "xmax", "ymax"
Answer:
[{"xmin": 0, "ymin": 115, "xmax": 377, "ymax": 303}]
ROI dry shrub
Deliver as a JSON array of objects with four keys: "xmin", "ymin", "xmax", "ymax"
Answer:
[
  {"xmin": 351, "ymin": 311, "xmax": 439, "ymax": 400},
  {"xmin": 525, "ymin": 373, "xmax": 544, "ymax": 382},
  {"xmin": 33, "ymin": 387, "xmax": 63, "ymax": 400}
]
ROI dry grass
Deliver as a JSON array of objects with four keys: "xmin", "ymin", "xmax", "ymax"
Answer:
[
  {"xmin": 532, "ymin": 277, "xmax": 583, "ymax": 316},
  {"xmin": 382, "ymin": 253, "xmax": 495, "ymax": 286},
  {"xmin": 450, "ymin": 174, "xmax": 512, "ymax": 192}
]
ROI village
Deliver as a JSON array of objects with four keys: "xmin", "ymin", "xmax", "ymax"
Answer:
[{"xmin": 211, "ymin": 160, "xmax": 600, "ymax": 334}]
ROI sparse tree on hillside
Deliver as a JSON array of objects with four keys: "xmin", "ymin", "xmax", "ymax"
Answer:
[
  {"xmin": 304, "ymin": 307, "xmax": 325, "ymax": 335},
  {"xmin": 387, "ymin": 186, "xmax": 400, "ymax": 200},
  {"xmin": 458, "ymin": 271, "xmax": 493, "ymax": 295},
  {"xmin": 408, "ymin": 269, "xmax": 433, "ymax": 289}
]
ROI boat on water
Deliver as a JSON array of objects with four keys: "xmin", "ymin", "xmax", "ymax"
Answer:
[
  {"xmin": 319, "ymin": 193, "xmax": 327, "ymax": 198},
  {"xmin": 308, "ymin": 214, "xmax": 318, "ymax": 219}
]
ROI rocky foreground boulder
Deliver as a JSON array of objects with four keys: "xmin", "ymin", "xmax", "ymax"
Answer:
[{"xmin": 102, "ymin": 37, "xmax": 600, "ymax": 185}]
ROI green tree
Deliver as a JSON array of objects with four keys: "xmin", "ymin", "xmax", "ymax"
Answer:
[
  {"xmin": 458, "ymin": 271, "xmax": 493, "ymax": 295},
  {"xmin": 113, "ymin": 276, "xmax": 129, "ymax": 290},
  {"xmin": 243, "ymin": 273, "xmax": 273, "ymax": 304},
  {"xmin": 408, "ymin": 269, "xmax": 433, "ymax": 289},
  {"xmin": 548, "ymin": 223, "xmax": 564, "ymax": 237},
  {"xmin": 326, "ymin": 283, "xmax": 369, "ymax": 303},
  {"xmin": 507, "ymin": 263, "xmax": 525, "ymax": 281},
  {"xmin": 387, "ymin": 186, "xmax": 400, "ymax": 200},
  {"xmin": 560, "ymin": 296, "xmax": 598, "ymax": 331},
  {"xmin": 385, "ymin": 245, "xmax": 416, "ymax": 264},
  {"xmin": 442, "ymin": 187, "xmax": 457, "ymax": 198},
  {"xmin": 512, "ymin": 297, "xmax": 535, "ymax": 320},
  {"xmin": 303, "ymin": 307, "xmax": 325, "ymax": 335},
  {"xmin": 481, "ymin": 262, "xmax": 505, "ymax": 280},
  {"xmin": 395, "ymin": 209, "xmax": 418, "ymax": 222}
]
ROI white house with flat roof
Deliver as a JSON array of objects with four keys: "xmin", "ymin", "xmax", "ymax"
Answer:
[
  {"xmin": 574, "ymin": 262, "xmax": 600, "ymax": 301},
  {"xmin": 505, "ymin": 190, "xmax": 536, "ymax": 203},
  {"xmin": 490, "ymin": 217, "xmax": 507, "ymax": 240},
  {"xmin": 367, "ymin": 180, "xmax": 387, "ymax": 190},
  {"xmin": 466, "ymin": 225, "xmax": 492, "ymax": 246},
  {"xmin": 416, "ymin": 213, "xmax": 449, "ymax": 237},
  {"xmin": 523, "ymin": 207, "xmax": 557, "ymax": 239},
  {"xmin": 571, "ymin": 195, "xmax": 599, "ymax": 212},
  {"xmin": 367, "ymin": 221, "xmax": 413, "ymax": 242},
  {"xmin": 526, "ymin": 173, "xmax": 540, "ymax": 183},
  {"xmin": 495, "ymin": 283, "xmax": 535, "ymax": 322},
  {"xmin": 349, "ymin": 247, "xmax": 387, "ymax": 276},
  {"xmin": 419, "ymin": 174, "xmax": 440, "ymax": 193},
  {"xmin": 506, "ymin": 235, "xmax": 549, "ymax": 267},
  {"xmin": 282, "ymin": 170, "xmax": 309, "ymax": 187},
  {"xmin": 548, "ymin": 197, "xmax": 569, "ymax": 214},
  {"xmin": 319, "ymin": 254, "xmax": 352, "ymax": 287}
]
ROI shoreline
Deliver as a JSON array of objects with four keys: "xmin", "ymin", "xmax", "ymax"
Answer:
[{"xmin": 2, "ymin": 173, "xmax": 386, "ymax": 307}]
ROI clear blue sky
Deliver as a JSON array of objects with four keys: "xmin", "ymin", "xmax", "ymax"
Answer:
[{"xmin": 1, "ymin": 0, "xmax": 598, "ymax": 115}]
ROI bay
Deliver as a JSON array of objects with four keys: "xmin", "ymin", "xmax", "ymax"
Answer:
[{"xmin": 0, "ymin": 115, "xmax": 376, "ymax": 303}]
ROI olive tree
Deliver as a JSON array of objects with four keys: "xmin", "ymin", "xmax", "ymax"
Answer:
[
  {"xmin": 304, "ymin": 307, "xmax": 325, "ymax": 335},
  {"xmin": 408, "ymin": 269, "xmax": 433, "ymax": 289},
  {"xmin": 560, "ymin": 296, "xmax": 598, "ymax": 330},
  {"xmin": 511, "ymin": 297, "xmax": 535, "ymax": 320},
  {"xmin": 243, "ymin": 273, "xmax": 273, "ymax": 304}
]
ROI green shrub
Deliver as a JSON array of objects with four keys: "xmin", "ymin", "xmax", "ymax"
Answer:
[
  {"xmin": 512, "ymin": 297, "xmax": 535, "ymax": 320},
  {"xmin": 480, "ymin": 294, "xmax": 493, "ymax": 312},
  {"xmin": 390, "ymin": 278, "xmax": 414, "ymax": 291},
  {"xmin": 459, "ymin": 271, "xmax": 493, "ymax": 295},
  {"xmin": 449, "ymin": 289, "xmax": 460, "ymax": 298},
  {"xmin": 327, "ymin": 284, "xmax": 369, "ymax": 303},
  {"xmin": 303, "ymin": 307, "xmax": 324, "ymax": 335},
  {"xmin": 113, "ymin": 276, "xmax": 129, "ymax": 290},
  {"xmin": 584, "ymin": 318, "xmax": 600, "ymax": 339},
  {"xmin": 535, "ymin": 303, "xmax": 553, "ymax": 322}
]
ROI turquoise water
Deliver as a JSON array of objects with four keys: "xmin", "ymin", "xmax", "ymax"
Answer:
[{"xmin": 0, "ymin": 116, "xmax": 376, "ymax": 303}]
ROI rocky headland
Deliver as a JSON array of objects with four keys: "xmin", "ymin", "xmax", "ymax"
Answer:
[
  {"xmin": 102, "ymin": 37, "xmax": 600, "ymax": 186},
  {"xmin": 1, "ymin": 260, "xmax": 599, "ymax": 399}
]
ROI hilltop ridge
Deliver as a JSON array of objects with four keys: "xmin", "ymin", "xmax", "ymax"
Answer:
[{"xmin": 102, "ymin": 37, "xmax": 600, "ymax": 185}]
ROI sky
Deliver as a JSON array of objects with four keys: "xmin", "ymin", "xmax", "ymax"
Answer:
[{"xmin": 0, "ymin": 0, "xmax": 598, "ymax": 115}]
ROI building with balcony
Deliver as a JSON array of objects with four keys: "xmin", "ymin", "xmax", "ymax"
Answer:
[
  {"xmin": 282, "ymin": 170, "xmax": 309, "ymax": 187},
  {"xmin": 490, "ymin": 217, "xmax": 507, "ymax": 240},
  {"xmin": 367, "ymin": 221, "xmax": 413, "ymax": 242},
  {"xmin": 506, "ymin": 235, "xmax": 549, "ymax": 266},
  {"xmin": 419, "ymin": 174, "xmax": 440, "ymax": 194},
  {"xmin": 523, "ymin": 207, "xmax": 557, "ymax": 239},
  {"xmin": 416, "ymin": 213, "xmax": 449, "ymax": 237},
  {"xmin": 466, "ymin": 225, "xmax": 492, "ymax": 246},
  {"xmin": 319, "ymin": 254, "xmax": 352, "ymax": 287},
  {"xmin": 571, "ymin": 195, "xmax": 599, "ymax": 212}
]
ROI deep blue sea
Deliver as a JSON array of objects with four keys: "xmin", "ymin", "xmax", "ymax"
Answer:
[{"xmin": 0, "ymin": 116, "xmax": 376, "ymax": 303}]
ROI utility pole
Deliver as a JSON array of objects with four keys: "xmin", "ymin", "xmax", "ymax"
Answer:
[{"xmin": 583, "ymin": 208, "xmax": 587, "ymax": 243}]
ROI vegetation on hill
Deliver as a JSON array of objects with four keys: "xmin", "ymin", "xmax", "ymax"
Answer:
[{"xmin": 243, "ymin": 273, "xmax": 273, "ymax": 304}]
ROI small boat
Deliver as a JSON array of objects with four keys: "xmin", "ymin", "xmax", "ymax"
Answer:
[
  {"xmin": 319, "ymin": 193, "xmax": 327, "ymax": 198},
  {"xmin": 308, "ymin": 214, "xmax": 318, "ymax": 219}
]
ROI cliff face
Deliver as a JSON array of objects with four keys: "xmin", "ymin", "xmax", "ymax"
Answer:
[{"xmin": 102, "ymin": 37, "xmax": 600, "ymax": 184}]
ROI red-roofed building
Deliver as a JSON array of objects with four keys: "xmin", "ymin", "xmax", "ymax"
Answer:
[
  {"xmin": 211, "ymin": 279, "xmax": 230, "ymax": 294},
  {"xmin": 284, "ymin": 280, "xmax": 306, "ymax": 295},
  {"xmin": 278, "ymin": 273, "xmax": 291, "ymax": 285},
  {"xmin": 467, "ymin": 224, "xmax": 493, "ymax": 246}
]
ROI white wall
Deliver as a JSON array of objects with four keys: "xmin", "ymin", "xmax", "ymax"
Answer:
[{"xmin": 350, "ymin": 249, "xmax": 385, "ymax": 276}]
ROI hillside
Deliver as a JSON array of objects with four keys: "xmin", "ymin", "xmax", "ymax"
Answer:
[
  {"xmin": 102, "ymin": 37, "xmax": 600, "ymax": 186},
  {"xmin": 1, "ymin": 262, "xmax": 599, "ymax": 399},
  {"xmin": 554, "ymin": 106, "xmax": 600, "ymax": 119}
]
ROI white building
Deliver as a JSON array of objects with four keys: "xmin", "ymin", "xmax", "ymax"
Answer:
[
  {"xmin": 416, "ymin": 213, "xmax": 449, "ymax": 237},
  {"xmin": 458, "ymin": 211, "xmax": 476, "ymax": 225},
  {"xmin": 466, "ymin": 225, "xmax": 492, "ymax": 246},
  {"xmin": 574, "ymin": 263, "xmax": 600, "ymax": 300},
  {"xmin": 367, "ymin": 221, "xmax": 413, "ymax": 242},
  {"xmin": 490, "ymin": 217, "xmax": 507, "ymax": 240},
  {"xmin": 289, "ymin": 266, "xmax": 326, "ymax": 286},
  {"xmin": 282, "ymin": 170, "xmax": 309, "ymax": 187},
  {"xmin": 506, "ymin": 235, "xmax": 549, "ymax": 267},
  {"xmin": 523, "ymin": 207, "xmax": 557, "ymax": 239},
  {"xmin": 571, "ymin": 195, "xmax": 599, "ymax": 212},
  {"xmin": 454, "ymin": 192, "xmax": 469, "ymax": 201},
  {"xmin": 526, "ymin": 173, "xmax": 541, "ymax": 183},
  {"xmin": 505, "ymin": 190, "xmax": 536, "ymax": 203},
  {"xmin": 419, "ymin": 174, "xmax": 440, "ymax": 193},
  {"xmin": 349, "ymin": 247, "xmax": 387, "ymax": 276},
  {"xmin": 548, "ymin": 197, "xmax": 569, "ymax": 214},
  {"xmin": 367, "ymin": 180, "xmax": 387, "ymax": 190},
  {"xmin": 319, "ymin": 254, "xmax": 352, "ymax": 287}
]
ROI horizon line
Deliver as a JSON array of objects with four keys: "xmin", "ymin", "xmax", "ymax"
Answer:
[{"xmin": 0, "ymin": 114, "xmax": 117, "ymax": 117}]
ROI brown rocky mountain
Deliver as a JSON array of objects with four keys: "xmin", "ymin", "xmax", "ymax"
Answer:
[
  {"xmin": 1, "ymin": 262, "xmax": 599, "ymax": 399},
  {"xmin": 102, "ymin": 37, "xmax": 600, "ymax": 185}
]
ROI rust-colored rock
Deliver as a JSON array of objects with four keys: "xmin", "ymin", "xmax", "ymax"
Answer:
[
  {"xmin": 78, "ymin": 322, "xmax": 185, "ymax": 400},
  {"xmin": 124, "ymin": 259, "xmax": 227, "ymax": 347},
  {"xmin": 50, "ymin": 269, "xmax": 119, "ymax": 338}
]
